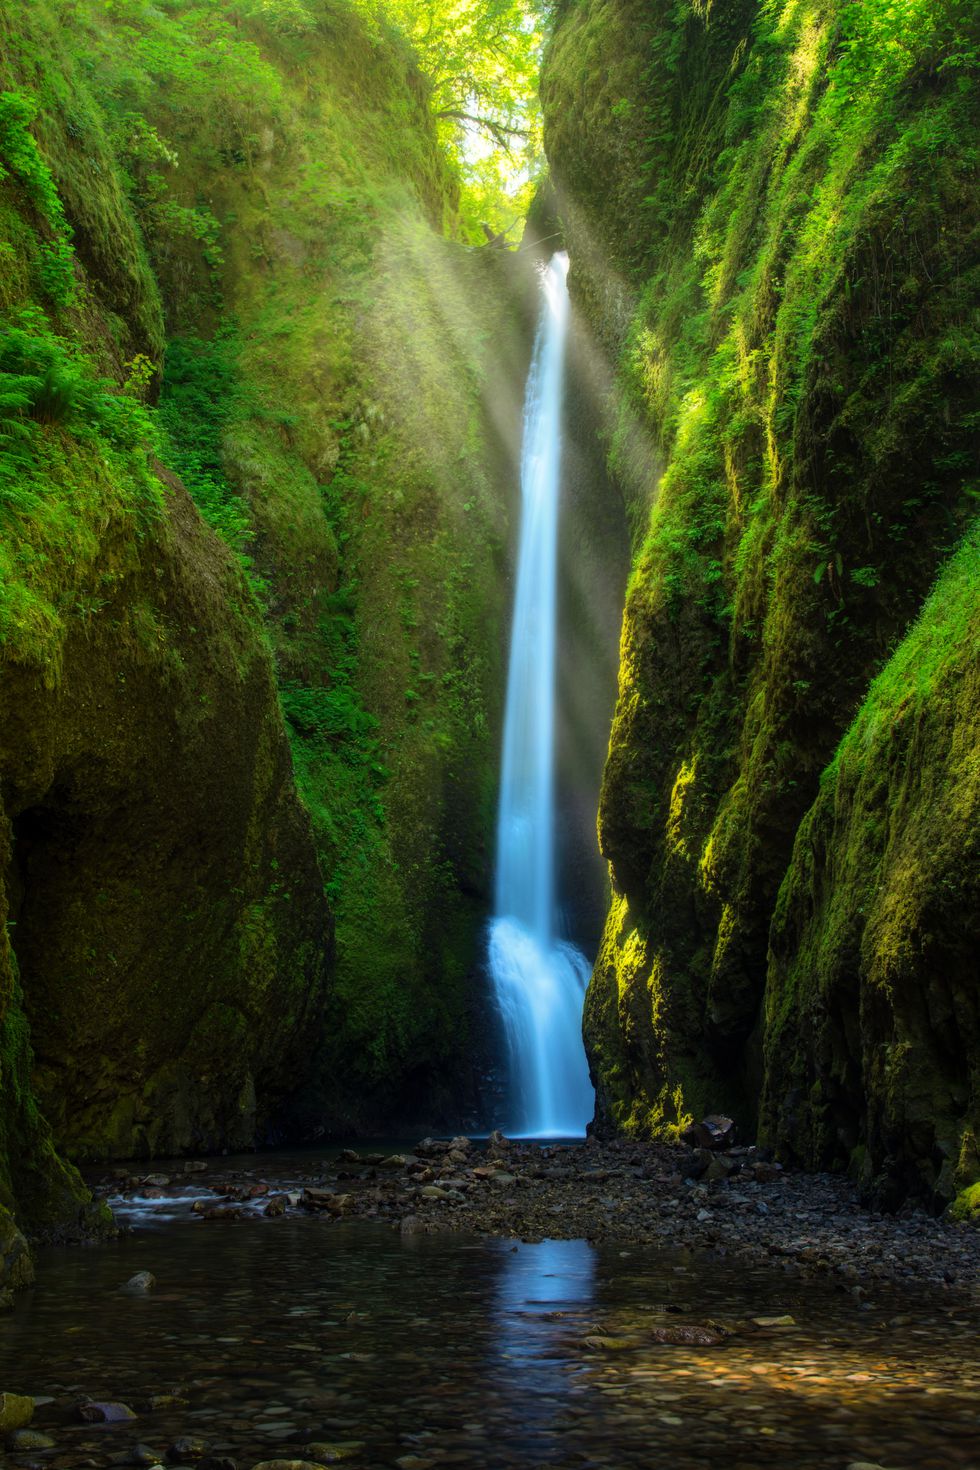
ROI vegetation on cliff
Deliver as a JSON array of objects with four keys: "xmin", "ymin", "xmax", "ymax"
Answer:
[
  {"xmin": 0, "ymin": 0, "xmax": 538, "ymax": 1281},
  {"xmin": 544, "ymin": 0, "xmax": 979, "ymax": 1205}
]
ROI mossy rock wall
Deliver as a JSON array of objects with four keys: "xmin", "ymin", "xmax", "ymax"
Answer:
[
  {"xmin": 83, "ymin": 1, "xmax": 534, "ymax": 1128},
  {"xmin": 1, "ymin": 468, "xmax": 329, "ymax": 1162},
  {"xmin": 762, "ymin": 529, "xmax": 980, "ymax": 1207},
  {"xmin": 542, "ymin": 0, "xmax": 980, "ymax": 1202},
  {"xmin": 2, "ymin": 0, "xmax": 537, "ymax": 1148}
]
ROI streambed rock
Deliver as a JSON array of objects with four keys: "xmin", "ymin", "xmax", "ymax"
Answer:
[{"xmin": 0, "ymin": 1394, "xmax": 34, "ymax": 1433}]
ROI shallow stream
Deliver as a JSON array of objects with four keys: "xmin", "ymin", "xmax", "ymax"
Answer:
[{"xmin": 1, "ymin": 1162, "xmax": 978, "ymax": 1470}]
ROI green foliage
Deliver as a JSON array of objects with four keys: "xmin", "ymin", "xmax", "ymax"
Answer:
[
  {"xmin": 156, "ymin": 330, "xmax": 258, "ymax": 573},
  {"xmin": 358, "ymin": 0, "xmax": 544, "ymax": 238},
  {"xmin": 544, "ymin": 0, "xmax": 980, "ymax": 1157},
  {"xmin": 0, "ymin": 92, "xmax": 76, "ymax": 305}
]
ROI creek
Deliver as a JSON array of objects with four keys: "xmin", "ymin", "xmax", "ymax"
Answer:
[{"xmin": 1, "ymin": 1153, "xmax": 978, "ymax": 1470}]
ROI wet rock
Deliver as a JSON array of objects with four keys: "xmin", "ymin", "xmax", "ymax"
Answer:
[
  {"xmin": 378, "ymin": 1154, "xmax": 415, "ymax": 1170},
  {"xmin": 0, "ymin": 1288, "xmax": 14, "ymax": 1312},
  {"xmin": 122, "ymin": 1271, "xmax": 156, "ymax": 1294},
  {"xmin": 108, "ymin": 1446, "xmax": 164, "ymax": 1466},
  {"xmin": 142, "ymin": 1175, "xmax": 171, "ymax": 1188},
  {"xmin": 144, "ymin": 1396, "xmax": 189, "ymax": 1411},
  {"xmin": 0, "ymin": 1394, "xmax": 33, "ymax": 1433},
  {"xmin": 198, "ymin": 1458, "xmax": 237, "ymax": 1470},
  {"xmin": 166, "ymin": 1437, "xmax": 209, "ymax": 1462},
  {"xmin": 680, "ymin": 1115, "xmax": 736, "ymax": 1151},
  {"xmin": 183, "ymin": 1161, "xmax": 208, "ymax": 1173},
  {"xmin": 79, "ymin": 1401, "xmax": 137, "ymax": 1423},
  {"xmin": 251, "ymin": 1463, "xmax": 334, "ymax": 1470},
  {"xmin": 338, "ymin": 1149, "xmax": 360, "ymax": 1164},
  {"xmin": 648, "ymin": 1323, "xmax": 725, "ymax": 1345},
  {"xmin": 264, "ymin": 1196, "xmax": 287, "ymax": 1218},
  {"xmin": 324, "ymin": 1194, "xmax": 352, "ymax": 1217},
  {"xmin": 302, "ymin": 1444, "xmax": 364, "ymax": 1464},
  {"xmin": 752, "ymin": 1314, "xmax": 796, "ymax": 1327},
  {"xmin": 399, "ymin": 1215, "xmax": 424, "ymax": 1235},
  {"xmin": 7, "ymin": 1430, "xmax": 55, "ymax": 1451}
]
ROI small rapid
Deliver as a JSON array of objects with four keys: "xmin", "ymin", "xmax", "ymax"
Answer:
[{"xmin": 488, "ymin": 252, "xmax": 594, "ymax": 1138}]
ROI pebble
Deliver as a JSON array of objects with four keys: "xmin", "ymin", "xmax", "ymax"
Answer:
[
  {"xmin": 122, "ymin": 1272, "xmax": 156, "ymax": 1294},
  {"xmin": 0, "ymin": 1393, "xmax": 34, "ymax": 1432},
  {"xmin": 78, "ymin": 1401, "xmax": 137, "ymax": 1423},
  {"xmin": 7, "ymin": 1429, "xmax": 55, "ymax": 1450}
]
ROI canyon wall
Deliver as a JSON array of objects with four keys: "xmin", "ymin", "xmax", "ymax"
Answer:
[{"xmin": 542, "ymin": 0, "xmax": 980, "ymax": 1209}]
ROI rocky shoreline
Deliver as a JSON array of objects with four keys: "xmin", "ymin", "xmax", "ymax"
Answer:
[{"xmin": 99, "ymin": 1133, "xmax": 980, "ymax": 1298}]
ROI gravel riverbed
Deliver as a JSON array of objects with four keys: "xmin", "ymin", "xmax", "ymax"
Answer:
[{"xmin": 100, "ymin": 1133, "xmax": 980, "ymax": 1298}]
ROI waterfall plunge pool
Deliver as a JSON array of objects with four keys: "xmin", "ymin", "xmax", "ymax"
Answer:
[{"xmin": 2, "ymin": 1200, "xmax": 978, "ymax": 1470}]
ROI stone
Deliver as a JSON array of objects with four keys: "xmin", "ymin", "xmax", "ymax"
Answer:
[
  {"xmin": 122, "ymin": 1271, "xmax": 156, "ymax": 1294},
  {"xmin": 108, "ymin": 1447, "xmax": 163, "ymax": 1467},
  {"xmin": 302, "ymin": 1444, "xmax": 365, "ymax": 1464},
  {"xmin": 649, "ymin": 1324, "xmax": 724, "ymax": 1345},
  {"xmin": 7, "ymin": 1430, "xmax": 55, "ymax": 1451},
  {"xmin": 183, "ymin": 1161, "xmax": 208, "ymax": 1173},
  {"xmin": 142, "ymin": 1175, "xmax": 170, "ymax": 1188},
  {"xmin": 752, "ymin": 1315, "xmax": 796, "ymax": 1327},
  {"xmin": 251, "ymin": 1463, "xmax": 332, "ymax": 1470},
  {"xmin": 0, "ymin": 1394, "xmax": 34, "ymax": 1433},
  {"xmin": 680, "ymin": 1115, "xmax": 736, "ymax": 1151},
  {"xmin": 399, "ymin": 1215, "xmax": 424, "ymax": 1235},
  {"xmin": 166, "ymin": 1437, "xmax": 209, "ymax": 1462},
  {"xmin": 198, "ymin": 1459, "xmax": 237, "ymax": 1470},
  {"xmin": 264, "ymin": 1196, "xmax": 287, "ymax": 1217},
  {"xmin": 79, "ymin": 1402, "xmax": 138, "ymax": 1423}
]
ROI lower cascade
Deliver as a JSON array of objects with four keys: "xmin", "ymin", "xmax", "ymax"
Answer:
[{"xmin": 488, "ymin": 251, "xmax": 595, "ymax": 1138}]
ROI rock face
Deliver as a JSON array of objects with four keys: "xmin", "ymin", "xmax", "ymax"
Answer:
[
  {"xmin": 0, "ymin": 4, "xmax": 329, "ymax": 1277},
  {"xmin": 762, "ymin": 532, "xmax": 980, "ymax": 1208},
  {"xmin": 542, "ymin": 0, "xmax": 980, "ymax": 1204},
  {"xmin": 2, "ymin": 471, "xmax": 330, "ymax": 1165},
  {"xmin": 0, "ymin": 0, "xmax": 532, "ymax": 1273}
]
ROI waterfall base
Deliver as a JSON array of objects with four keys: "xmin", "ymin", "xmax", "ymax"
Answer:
[{"xmin": 488, "ymin": 916, "xmax": 593, "ymax": 1137}]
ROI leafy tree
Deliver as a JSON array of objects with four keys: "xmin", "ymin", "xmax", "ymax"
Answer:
[{"xmin": 363, "ymin": 0, "xmax": 545, "ymax": 240}]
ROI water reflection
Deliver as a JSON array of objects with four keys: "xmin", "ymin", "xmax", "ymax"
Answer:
[
  {"xmin": 0, "ymin": 1221, "xmax": 976, "ymax": 1469},
  {"xmin": 493, "ymin": 1237, "xmax": 595, "ymax": 1365}
]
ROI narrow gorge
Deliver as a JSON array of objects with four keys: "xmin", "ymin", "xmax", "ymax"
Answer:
[{"xmin": 0, "ymin": 0, "xmax": 978, "ymax": 1464}]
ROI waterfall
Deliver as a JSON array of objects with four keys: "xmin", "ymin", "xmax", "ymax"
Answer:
[{"xmin": 487, "ymin": 252, "xmax": 595, "ymax": 1138}]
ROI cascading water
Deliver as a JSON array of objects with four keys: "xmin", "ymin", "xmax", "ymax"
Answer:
[{"xmin": 488, "ymin": 251, "xmax": 595, "ymax": 1138}]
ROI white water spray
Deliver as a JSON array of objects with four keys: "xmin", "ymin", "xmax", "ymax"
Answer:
[{"xmin": 488, "ymin": 252, "xmax": 594, "ymax": 1138}]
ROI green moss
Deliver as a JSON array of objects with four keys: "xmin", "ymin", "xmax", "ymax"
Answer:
[
  {"xmin": 761, "ymin": 525, "xmax": 980, "ymax": 1204},
  {"xmin": 543, "ymin": 0, "xmax": 980, "ymax": 1170},
  {"xmin": 949, "ymin": 1183, "xmax": 980, "ymax": 1223},
  {"xmin": 0, "ymin": 0, "xmax": 531, "ymax": 1133}
]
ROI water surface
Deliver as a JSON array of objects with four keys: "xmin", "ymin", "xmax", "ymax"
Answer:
[{"xmin": 2, "ymin": 1215, "xmax": 977, "ymax": 1469}]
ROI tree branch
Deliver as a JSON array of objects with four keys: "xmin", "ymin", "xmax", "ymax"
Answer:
[{"xmin": 435, "ymin": 108, "xmax": 529, "ymax": 150}]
